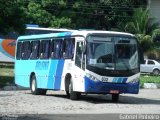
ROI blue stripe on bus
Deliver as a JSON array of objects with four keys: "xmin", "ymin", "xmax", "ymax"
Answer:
[
  {"xmin": 57, "ymin": 32, "xmax": 66, "ymax": 37},
  {"xmin": 54, "ymin": 60, "xmax": 65, "ymax": 89},
  {"xmin": 117, "ymin": 78, "xmax": 123, "ymax": 83},
  {"xmin": 47, "ymin": 60, "xmax": 58, "ymax": 89},
  {"xmin": 112, "ymin": 78, "xmax": 118, "ymax": 83},
  {"xmin": 122, "ymin": 78, "xmax": 128, "ymax": 83},
  {"xmin": 57, "ymin": 32, "xmax": 72, "ymax": 37},
  {"xmin": 65, "ymin": 32, "xmax": 73, "ymax": 36},
  {"xmin": 112, "ymin": 77, "xmax": 128, "ymax": 83}
]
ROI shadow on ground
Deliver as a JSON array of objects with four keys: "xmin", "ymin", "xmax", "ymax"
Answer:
[{"xmin": 45, "ymin": 92, "xmax": 160, "ymax": 105}]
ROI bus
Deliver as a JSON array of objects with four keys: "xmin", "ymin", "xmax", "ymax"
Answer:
[
  {"xmin": 0, "ymin": 26, "xmax": 76, "ymax": 63},
  {"xmin": 25, "ymin": 26, "xmax": 76, "ymax": 35},
  {"xmin": 15, "ymin": 30, "xmax": 142, "ymax": 102}
]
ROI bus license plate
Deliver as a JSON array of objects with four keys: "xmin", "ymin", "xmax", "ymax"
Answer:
[{"xmin": 110, "ymin": 90, "xmax": 119, "ymax": 94}]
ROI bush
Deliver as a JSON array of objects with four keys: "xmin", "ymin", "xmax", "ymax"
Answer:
[{"xmin": 140, "ymin": 75, "xmax": 160, "ymax": 88}]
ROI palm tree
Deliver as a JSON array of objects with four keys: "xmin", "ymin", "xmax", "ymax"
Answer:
[{"xmin": 124, "ymin": 8, "xmax": 160, "ymax": 52}]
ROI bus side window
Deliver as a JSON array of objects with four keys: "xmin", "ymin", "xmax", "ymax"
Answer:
[
  {"xmin": 50, "ymin": 40, "xmax": 55, "ymax": 58},
  {"xmin": 63, "ymin": 38, "xmax": 75, "ymax": 59},
  {"xmin": 16, "ymin": 42, "xmax": 22, "ymax": 60},
  {"xmin": 62, "ymin": 40, "xmax": 67, "ymax": 58},
  {"xmin": 30, "ymin": 41, "xmax": 40, "ymax": 59},
  {"xmin": 21, "ymin": 41, "xmax": 31, "ymax": 60},
  {"xmin": 40, "ymin": 40, "xmax": 51, "ymax": 59},
  {"xmin": 54, "ymin": 39, "xmax": 62, "ymax": 59}
]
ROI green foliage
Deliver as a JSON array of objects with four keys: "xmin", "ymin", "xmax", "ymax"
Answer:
[
  {"xmin": 144, "ymin": 48, "xmax": 160, "ymax": 60},
  {"xmin": 0, "ymin": 0, "xmax": 25, "ymax": 34},
  {"xmin": 25, "ymin": 2, "xmax": 54, "ymax": 27},
  {"xmin": 0, "ymin": 76, "xmax": 14, "ymax": 88},
  {"xmin": 140, "ymin": 75, "xmax": 160, "ymax": 88},
  {"xmin": 122, "ymin": 8, "xmax": 160, "ymax": 52},
  {"xmin": 124, "ymin": 8, "xmax": 160, "ymax": 35},
  {"xmin": 0, "ymin": 65, "xmax": 14, "ymax": 88},
  {"xmin": 136, "ymin": 34, "xmax": 153, "ymax": 52},
  {"xmin": 21, "ymin": 0, "xmax": 148, "ymax": 30},
  {"xmin": 0, "ymin": 0, "xmax": 148, "ymax": 33}
]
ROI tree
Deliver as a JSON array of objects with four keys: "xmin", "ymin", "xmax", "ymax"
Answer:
[
  {"xmin": 0, "ymin": 0, "xmax": 148, "ymax": 34},
  {"xmin": 23, "ymin": 0, "xmax": 72, "ymax": 28},
  {"xmin": 123, "ymin": 8, "xmax": 160, "ymax": 52},
  {"xmin": 21, "ymin": 0, "xmax": 147, "ymax": 30},
  {"xmin": 0, "ymin": 0, "xmax": 25, "ymax": 34}
]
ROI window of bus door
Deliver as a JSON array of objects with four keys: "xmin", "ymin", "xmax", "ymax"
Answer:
[{"xmin": 75, "ymin": 41, "xmax": 85, "ymax": 70}]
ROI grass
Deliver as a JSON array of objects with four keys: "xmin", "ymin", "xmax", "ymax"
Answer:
[
  {"xmin": 0, "ymin": 76, "xmax": 14, "ymax": 88},
  {"xmin": 0, "ymin": 67, "xmax": 14, "ymax": 76},
  {"xmin": 140, "ymin": 75, "xmax": 160, "ymax": 88},
  {"xmin": 0, "ymin": 64, "xmax": 14, "ymax": 88}
]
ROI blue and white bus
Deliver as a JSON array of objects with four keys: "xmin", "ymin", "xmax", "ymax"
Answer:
[{"xmin": 15, "ymin": 30, "xmax": 142, "ymax": 102}]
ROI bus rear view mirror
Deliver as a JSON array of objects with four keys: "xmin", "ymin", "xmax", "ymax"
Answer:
[{"xmin": 139, "ymin": 47, "xmax": 145, "ymax": 64}]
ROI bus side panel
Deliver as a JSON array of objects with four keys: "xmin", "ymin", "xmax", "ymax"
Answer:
[
  {"xmin": 46, "ymin": 60, "xmax": 57, "ymax": 89},
  {"xmin": 60, "ymin": 60, "xmax": 72, "ymax": 91},
  {"xmin": 36, "ymin": 60, "xmax": 57, "ymax": 89},
  {"xmin": 15, "ymin": 59, "xmax": 65, "ymax": 90},
  {"xmin": 36, "ymin": 59, "xmax": 65, "ymax": 90},
  {"xmin": 53, "ymin": 60, "xmax": 65, "ymax": 90},
  {"xmin": 15, "ymin": 60, "xmax": 34, "ymax": 87},
  {"xmin": 60, "ymin": 60, "xmax": 86, "ymax": 92}
]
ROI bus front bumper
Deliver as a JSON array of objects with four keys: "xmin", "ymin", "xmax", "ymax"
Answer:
[{"xmin": 84, "ymin": 77, "xmax": 139, "ymax": 94}]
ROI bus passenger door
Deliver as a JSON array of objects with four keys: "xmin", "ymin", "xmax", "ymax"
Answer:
[{"xmin": 74, "ymin": 41, "xmax": 85, "ymax": 91}]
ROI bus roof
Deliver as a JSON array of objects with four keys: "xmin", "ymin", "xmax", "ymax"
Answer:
[
  {"xmin": 17, "ymin": 30, "xmax": 134, "ymax": 41},
  {"xmin": 26, "ymin": 27, "xmax": 77, "ymax": 32}
]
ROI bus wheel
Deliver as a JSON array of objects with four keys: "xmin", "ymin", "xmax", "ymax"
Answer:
[
  {"xmin": 65, "ymin": 80, "xmax": 70, "ymax": 97},
  {"xmin": 68, "ymin": 80, "xmax": 80, "ymax": 100},
  {"xmin": 112, "ymin": 94, "xmax": 119, "ymax": 102},
  {"xmin": 66, "ymin": 91, "xmax": 70, "ymax": 97},
  {"xmin": 30, "ymin": 75, "xmax": 47, "ymax": 95}
]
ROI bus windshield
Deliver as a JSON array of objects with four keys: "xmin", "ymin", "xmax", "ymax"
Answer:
[{"xmin": 86, "ymin": 35, "xmax": 139, "ymax": 76}]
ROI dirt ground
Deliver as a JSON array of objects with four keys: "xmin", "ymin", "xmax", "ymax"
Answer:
[{"xmin": 0, "ymin": 89, "xmax": 160, "ymax": 115}]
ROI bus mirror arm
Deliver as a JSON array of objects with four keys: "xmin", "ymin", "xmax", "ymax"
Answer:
[{"xmin": 82, "ymin": 45, "xmax": 86, "ymax": 54}]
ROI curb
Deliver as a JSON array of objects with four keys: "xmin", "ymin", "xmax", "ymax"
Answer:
[{"xmin": 143, "ymin": 83, "xmax": 160, "ymax": 89}]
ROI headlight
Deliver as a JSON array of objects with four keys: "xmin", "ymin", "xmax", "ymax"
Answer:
[
  {"xmin": 130, "ymin": 78, "xmax": 139, "ymax": 83},
  {"xmin": 86, "ymin": 73, "xmax": 99, "ymax": 82}
]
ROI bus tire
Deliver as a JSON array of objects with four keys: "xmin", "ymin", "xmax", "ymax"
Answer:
[
  {"xmin": 69, "ymin": 80, "xmax": 80, "ymax": 100},
  {"xmin": 39, "ymin": 89, "xmax": 47, "ymax": 95},
  {"xmin": 112, "ymin": 94, "xmax": 119, "ymax": 102},
  {"xmin": 30, "ymin": 75, "xmax": 47, "ymax": 95},
  {"xmin": 66, "ymin": 91, "xmax": 70, "ymax": 97},
  {"xmin": 65, "ymin": 77, "xmax": 70, "ymax": 97}
]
